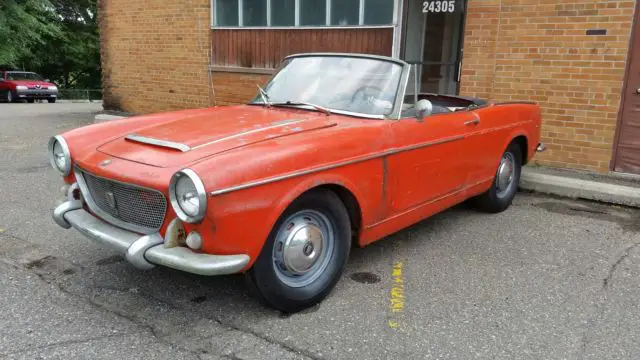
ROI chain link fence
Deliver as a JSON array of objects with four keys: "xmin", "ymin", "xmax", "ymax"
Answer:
[{"xmin": 57, "ymin": 89, "xmax": 103, "ymax": 102}]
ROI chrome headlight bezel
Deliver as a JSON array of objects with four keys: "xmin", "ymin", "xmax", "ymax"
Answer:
[
  {"xmin": 169, "ymin": 169, "xmax": 207, "ymax": 224},
  {"xmin": 48, "ymin": 135, "xmax": 71, "ymax": 176}
]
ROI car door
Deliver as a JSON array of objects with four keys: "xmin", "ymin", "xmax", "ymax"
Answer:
[{"xmin": 385, "ymin": 108, "xmax": 476, "ymax": 214}]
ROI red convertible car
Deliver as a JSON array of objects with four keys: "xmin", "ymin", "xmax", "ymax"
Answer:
[{"xmin": 50, "ymin": 53, "xmax": 544, "ymax": 312}]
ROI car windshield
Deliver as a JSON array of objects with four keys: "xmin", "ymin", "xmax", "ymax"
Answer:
[
  {"xmin": 6, "ymin": 72, "xmax": 43, "ymax": 81},
  {"xmin": 249, "ymin": 55, "xmax": 404, "ymax": 118}
]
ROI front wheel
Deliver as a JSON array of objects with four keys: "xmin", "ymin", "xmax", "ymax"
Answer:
[
  {"xmin": 245, "ymin": 189, "xmax": 351, "ymax": 313},
  {"xmin": 47, "ymin": 98, "xmax": 56, "ymax": 103},
  {"xmin": 6, "ymin": 91, "xmax": 14, "ymax": 103},
  {"xmin": 472, "ymin": 142, "xmax": 522, "ymax": 213}
]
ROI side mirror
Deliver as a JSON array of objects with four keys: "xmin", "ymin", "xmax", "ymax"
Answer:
[{"xmin": 415, "ymin": 99, "xmax": 433, "ymax": 122}]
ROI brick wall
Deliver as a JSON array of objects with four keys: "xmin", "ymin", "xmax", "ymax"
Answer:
[
  {"xmin": 98, "ymin": 0, "xmax": 212, "ymax": 114},
  {"xmin": 210, "ymin": 71, "xmax": 272, "ymax": 106},
  {"xmin": 460, "ymin": 0, "xmax": 636, "ymax": 172}
]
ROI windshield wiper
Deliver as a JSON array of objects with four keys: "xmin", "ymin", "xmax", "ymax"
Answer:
[
  {"xmin": 270, "ymin": 101, "xmax": 332, "ymax": 116},
  {"xmin": 256, "ymin": 85, "xmax": 272, "ymax": 107}
]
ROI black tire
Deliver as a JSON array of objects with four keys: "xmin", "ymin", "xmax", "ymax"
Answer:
[
  {"xmin": 6, "ymin": 91, "xmax": 14, "ymax": 103},
  {"xmin": 27, "ymin": 99, "xmax": 35, "ymax": 103},
  {"xmin": 47, "ymin": 98, "xmax": 56, "ymax": 103},
  {"xmin": 472, "ymin": 141, "xmax": 523, "ymax": 213},
  {"xmin": 245, "ymin": 189, "xmax": 351, "ymax": 313}
]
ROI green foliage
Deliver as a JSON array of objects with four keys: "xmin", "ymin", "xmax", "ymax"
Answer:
[
  {"xmin": 0, "ymin": 0, "xmax": 60, "ymax": 66},
  {"xmin": 0, "ymin": 0, "xmax": 100, "ymax": 89}
]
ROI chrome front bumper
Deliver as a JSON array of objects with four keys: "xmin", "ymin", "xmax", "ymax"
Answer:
[{"xmin": 52, "ymin": 200, "xmax": 250, "ymax": 276}]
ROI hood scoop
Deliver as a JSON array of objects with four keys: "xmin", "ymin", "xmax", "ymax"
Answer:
[{"xmin": 125, "ymin": 134, "xmax": 191, "ymax": 152}]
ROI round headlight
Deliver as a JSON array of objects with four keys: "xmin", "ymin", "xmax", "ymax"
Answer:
[
  {"xmin": 48, "ymin": 135, "xmax": 71, "ymax": 175},
  {"xmin": 169, "ymin": 169, "xmax": 207, "ymax": 223}
]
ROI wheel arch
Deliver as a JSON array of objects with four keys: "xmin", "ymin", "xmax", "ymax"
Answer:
[
  {"xmin": 266, "ymin": 177, "xmax": 364, "ymax": 250},
  {"xmin": 501, "ymin": 130, "xmax": 529, "ymax": 165},
  {"xmin": 511, "ymin": 134, "xmax": 528, "ymax": 164}
]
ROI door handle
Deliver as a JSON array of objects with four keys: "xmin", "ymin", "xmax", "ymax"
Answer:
[
  {"xmin": 464, "ymin": 118, "xmax": 480, "ymax": 126},
  {"xmin": 635, "ymin": 87, "xmax": 640, "ymax": 95}
]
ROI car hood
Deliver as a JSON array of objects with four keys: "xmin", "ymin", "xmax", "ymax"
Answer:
[
  {"xmin": 8, "ymin": 80, "xmax": 55, "ymax": 87},
  {"xmin": 97, "ymin": 105, "xmax": 338, "ymax": 168}
]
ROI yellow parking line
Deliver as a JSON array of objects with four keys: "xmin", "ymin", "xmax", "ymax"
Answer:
[{"xmin": 388, "ymin": 261, "xmax": 405, "ymax": 329}]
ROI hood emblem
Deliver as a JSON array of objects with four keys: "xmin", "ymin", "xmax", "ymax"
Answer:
[
  {"xmin": 35, "ymin": 84, "xmax": 41, "ymax": 89},
  {"xmin": 100, "ymin": 159, "xmax": 112, "ymax": 166}
]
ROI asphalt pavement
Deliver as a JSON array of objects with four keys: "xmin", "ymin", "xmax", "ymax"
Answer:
[{"xmin": 1, "ymin": 102, "xmax": 639, "ymax": 360}]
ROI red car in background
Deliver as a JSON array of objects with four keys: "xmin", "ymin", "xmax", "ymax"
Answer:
[{"xmin": 0, "ymin": 71, "xmax": 58, "ymax": 103}]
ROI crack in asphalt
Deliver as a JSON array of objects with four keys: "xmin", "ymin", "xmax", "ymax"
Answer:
[
  {"xmin": 126, "ymin": 288, "xmax": 321, "ymax": 360},
  {"xmin": 579, "ymin": 240, "xmax": 640, "ymax": 359},
  {"xmin": 0, "ymin": 333, "xmax": 137, "ymax": 358},
  {"xmin": 603, "ymin": 241, "xmax": 640, "ymax": 289},
  {"xmin": 0, "ymin": 228, "xmax": 317, "ymax": 359},
  {"xmin": 1, "ymin": 259, "xmax": 210, "ymax": 360},
  {"xmin": 3, "ymin": 255, "xmax": 316, "ymax": 360}
]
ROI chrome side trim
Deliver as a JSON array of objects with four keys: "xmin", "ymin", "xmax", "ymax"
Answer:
[
  {"xmin": 52, "ymin": 200, "xmax": 84, "ymax": 229},
  {"xmin": 125, "ymin": 134, "xmax": 191, "ymax": 152},
  {"xmin": 210, "ymin": 134, "xmax": 465, "ymax": 196},
  {"xmin": 365, "ymin": 175, "xmax": 495, "ymax": 229},
  {"xmin": 74, "ymin": 166, "xmax": 167, "ymax": 235},
  {"xmin": 190, "ymin": 119, "xmax": 304, "ymax": 150}
]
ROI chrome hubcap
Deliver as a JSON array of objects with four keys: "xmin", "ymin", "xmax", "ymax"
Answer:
[
  {"xmin": 496, "ymin": 152, "xmax": 515, "ymax": 197},
  {"xmin": 273, "ymin": 210, "xmax": 334, "ymax": 288}
]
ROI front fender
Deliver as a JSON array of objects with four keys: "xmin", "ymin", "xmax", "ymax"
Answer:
[{"xmin": 203, "ymin": 158, "xmax": 385, "ymax": 269}]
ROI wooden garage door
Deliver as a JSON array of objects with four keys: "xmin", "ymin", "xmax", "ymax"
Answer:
[{"xmin": 613, "ymin": 4, "xmax": 640, "ymax": 174}]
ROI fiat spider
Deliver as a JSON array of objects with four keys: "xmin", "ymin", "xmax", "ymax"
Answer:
[{"xmin": 49, "ymin": 53, "xmax": 544, "ymax": 313}]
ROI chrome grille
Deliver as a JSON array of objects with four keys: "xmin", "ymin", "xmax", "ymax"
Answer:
[{"xmin": 76, "ymin": 168, "xmax": 167, "ymax": 233}]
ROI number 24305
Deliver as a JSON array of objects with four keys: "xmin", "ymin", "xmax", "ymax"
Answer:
[{"xmin": 422, "ymin": 1, "xmax": 455, "ymax": 13}]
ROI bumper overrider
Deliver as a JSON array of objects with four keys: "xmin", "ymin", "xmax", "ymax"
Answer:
[{"xmin": 52, "ymin": 189, "xmax": 250, "ymax": 276}]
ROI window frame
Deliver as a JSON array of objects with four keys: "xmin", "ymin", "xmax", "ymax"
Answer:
[{"xmin": 211, "ymin": 0, "xmax": 396, "ymax": 29}]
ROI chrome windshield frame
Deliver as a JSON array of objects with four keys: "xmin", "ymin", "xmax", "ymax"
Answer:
[{"xmin": 247, "ymin": 53, "xmax": 411, "ymax": 120}]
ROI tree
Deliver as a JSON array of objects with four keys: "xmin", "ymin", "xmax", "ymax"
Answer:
[
  {"xmin": 0, "ymin": 0, "xmax": 101, "ymax": 90},
  {"xmin": 27, "ymin": 0, "xmax": 101, "ymax": 89},
  {"xmin": 0, "ymin": 0, "xmax": 60, "ymax": 67}
]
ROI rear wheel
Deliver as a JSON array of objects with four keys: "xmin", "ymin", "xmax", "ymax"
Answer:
[
  {"xmin": 472, "ymin": 142, "xmax": 522, "ymax": 213},
  {"xmin": 245, "ymin": 189, "xmax": 351, "ymax": 313},
  {"xmin": 47, "ymin": 98, "xmax": 56, "ymax": 103},
  {"xmin": 27, "ymin": 99, "xmax": 35, "ymax": 103}
]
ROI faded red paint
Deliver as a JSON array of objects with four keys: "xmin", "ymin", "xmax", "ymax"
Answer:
[{"xmin": 58, "ymin": 101, "xmax": 542, "ymax": 271}]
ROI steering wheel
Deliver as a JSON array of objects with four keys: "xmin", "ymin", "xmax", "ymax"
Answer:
[{"xmin": 351, "ymin": 85, "xmax": 385, "ymax": 104}]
